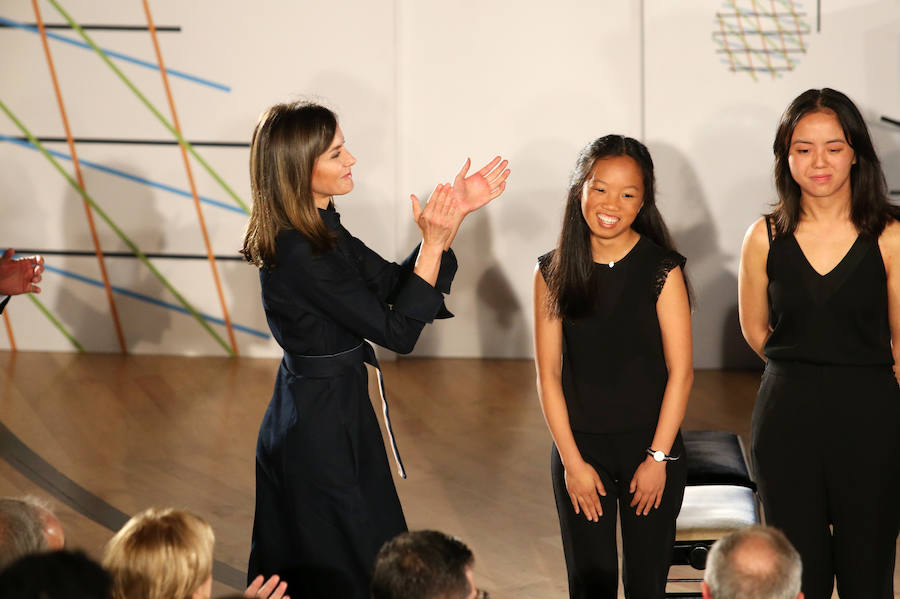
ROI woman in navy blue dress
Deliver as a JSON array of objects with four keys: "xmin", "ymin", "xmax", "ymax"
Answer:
[{"xmin": 241, "ymin": 102, "xmax": 509, "ymax": 598}]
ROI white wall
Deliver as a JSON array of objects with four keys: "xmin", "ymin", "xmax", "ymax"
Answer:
[{"xmin": 1, "ymin": 0, "xmax": 898, "ymax": 366}]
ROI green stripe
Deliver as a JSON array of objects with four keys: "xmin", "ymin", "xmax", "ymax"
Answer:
[
  {"xmin": 0, "ymin": 99, "xmax": 235, "ymax": 356},
  {"xmin": 27, "ymin": 295, "xmax": 84, "ymax": 352},
  {"xmin": 46, "ymin": 0, "xmax": 249, "ymax": 214}
]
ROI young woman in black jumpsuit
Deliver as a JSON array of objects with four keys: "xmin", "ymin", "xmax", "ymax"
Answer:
[
  {"xmin": 739, "ymin": 88, "xmax": 900, "ymax": 599},
  {"xmin": 533, "ymin": 136, "xmax": 693, "ymax": 598},
  {"xmin": 240, "ymin": 102, "xmax": 509, "ymax": 598}
]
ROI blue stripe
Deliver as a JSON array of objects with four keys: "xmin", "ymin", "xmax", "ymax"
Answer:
[
  {"xmin": 0, "ymin": 135, "xmax": 246, "ymax": 215},
  {"xmin": 0, "ymin": 16, "xmax": 230, "ymax": 92},
  {"xmin": 43, "ymin": 263, "xmax": 270, "ymax": 339}
]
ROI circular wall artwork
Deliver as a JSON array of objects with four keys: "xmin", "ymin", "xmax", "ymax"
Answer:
[{"xmin": 713, "ymin": 1, "xmax": 813, "ymax": 80}]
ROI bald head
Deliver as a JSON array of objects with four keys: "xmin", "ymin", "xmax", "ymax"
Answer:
[
  {"xmin": 0, "ymin": 497, "xmax": 65, "ymax": 570},
  {"xmin": 702, "ymin": 525, "xmax": 802, "ymax": 599}
]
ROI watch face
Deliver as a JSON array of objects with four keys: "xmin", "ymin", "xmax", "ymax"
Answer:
[{"xmin": 653, "ymin": 450, "xmax": 665, "ymax": 462}]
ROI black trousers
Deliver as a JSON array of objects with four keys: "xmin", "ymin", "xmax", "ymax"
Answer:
[
  {"xmin": 551, "ymin": 431, "xmax": 686, "ymax": 599},
  {"xmin": 752, "ymin": 360, "xmax": 900, "ymax": 599},
  {"xmin": 248, "ymin": 362, "xmax": 407, "ymax": 599}
]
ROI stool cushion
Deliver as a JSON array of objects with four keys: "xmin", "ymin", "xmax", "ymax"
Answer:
[
  {"xmin": 675, "ymin": 485, "xmax": 760, "ymax": 542},
  {"xmin": 683, "ymin": 430, "xmax": 755, "ymax": 489}
]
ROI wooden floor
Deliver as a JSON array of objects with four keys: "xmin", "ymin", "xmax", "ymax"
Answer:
[{"xmin": 0, "ymin": 351, "xmax": 897, "ymax": 598}]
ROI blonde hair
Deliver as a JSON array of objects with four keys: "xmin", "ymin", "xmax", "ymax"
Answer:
[{"xmin": 102, "ymin": 508, "xmax": 215, "ymax": 599}]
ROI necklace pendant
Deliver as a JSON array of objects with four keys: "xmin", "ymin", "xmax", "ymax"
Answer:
[{"xmin": 608, "ymin": 261, "xmax": 615, "ymax": 268}]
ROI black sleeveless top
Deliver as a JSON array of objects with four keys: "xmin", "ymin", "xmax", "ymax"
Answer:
[
  {"xmin": 539, "ymin": 236, "xmax": 685, "ymax": 434},
  {"xmin": 764, "ymin": 219, "xmax": 893, "ymax": 366}
]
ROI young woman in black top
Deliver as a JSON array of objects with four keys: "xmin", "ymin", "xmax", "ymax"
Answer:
[
  {"xmin": 241, "ymin": 102, "xmax": 509, "ymax": 599},
  {"xmin": 739, "ymin": 88, "xmax": 900, "ymax": 599},
  {"xmin": 533, "ymin": 136, "xmax": 693, "ymax": 598}
]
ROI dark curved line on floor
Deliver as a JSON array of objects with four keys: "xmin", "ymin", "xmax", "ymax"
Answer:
[{"xmin": 0, "ymin": 420, "xmax": 246, "ymax": 589}]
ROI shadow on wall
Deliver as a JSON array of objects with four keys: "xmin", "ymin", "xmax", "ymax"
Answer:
[
  {"xmin": 54, "ymin": 166, "xmax": 171, "ymax": 353},
  {"xmin": 468, "ymin": 211, "xmax": 528, "ymax": 358},
  {"xmin": 648, "ymin": 142, "xmax": 760, "ymax": 370}
]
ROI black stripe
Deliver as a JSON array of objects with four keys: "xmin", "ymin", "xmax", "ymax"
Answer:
[
  {"xmin": 14, "ymin": 250, "xmax": 245, "ymax": 261},
  {"xmin": 0, "ymin": 23, "xmax": 180, "ymax": 32},
  {"xmin": 7, "ymin": 136, "xmax": 248, "ymax": 148},
  {"xmin": 0, "ymin": 420, "xmax": 246, "ymax": 589},
  {"xmin": 882, "ymin": 116, "xmax": 900, "ymax": 128},
  {"xmin": 890, "ymin": 190, "xmax": 899, "ymax": 196}
]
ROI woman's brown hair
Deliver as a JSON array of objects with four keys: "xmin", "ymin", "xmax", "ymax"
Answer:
[
  {"xmin": 241, "ymin": 101, "xmax": 338, "ymax": 268},
  {"xmin": 770, "ymin": 88, "xmax": 897, "ymax": 237}
]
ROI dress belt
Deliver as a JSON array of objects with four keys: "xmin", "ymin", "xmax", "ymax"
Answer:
[{"xmin": 283, "ymin": 342, "xmax": 407, "ymax": 479}]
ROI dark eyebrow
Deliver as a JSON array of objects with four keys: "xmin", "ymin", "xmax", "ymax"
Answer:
[
  {"xmin": 791, "ymin": 138, "xmax": 846, "ymax": 145},
  {"xmin": 590, "ymin": 177, "xmax": 638, "ymax": 190}
]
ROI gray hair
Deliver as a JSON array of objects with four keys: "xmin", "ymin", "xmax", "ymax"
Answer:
[
  {"xmin": 0, "ymin": 497, "xmax": 50, "ymax": 570},
  {"xmin": 704, "ymin": 525, "xmax": 802, "ymax": 599}
]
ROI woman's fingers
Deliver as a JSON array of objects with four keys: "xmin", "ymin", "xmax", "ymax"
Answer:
[
  {"xmin": 590, "ymin": 491, "xmax": 604, "ymax": 519},
  {"xmin": 410, "ymin": 195, "xmax": 422, "ymax": 222},
  {"xmin": 569, "ymin": 492, "xmax": 580, "ymax": 515},
  {"xmin": 477, "ymin": 155, "xmax": 502, "ymax": 177},
  {"xmin": 485, "ymin": 159, "xmax": 510, "ymax": 182},
  {"xmin": 454, "ymin": 157, "xmax": 471, "ymax": 185},
  {"xmin": 578, "ymin": 496, "xmax": 596, "ymax": 521},
  {"xmin": 489, "ymin": 179, "xmax": 508, "ymax": 200}
]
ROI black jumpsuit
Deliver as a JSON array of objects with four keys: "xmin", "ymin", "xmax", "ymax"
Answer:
[
  {"xmin": 752, "ymin": 224, "xmax": 900, "ymax": 599},
  {"xmin": 539, "ymin": 236, "xmax": 688, "ymax": 599},
  {"xmin": 248, "ymin": 206, "xmax": 456, "ymax": 598}
]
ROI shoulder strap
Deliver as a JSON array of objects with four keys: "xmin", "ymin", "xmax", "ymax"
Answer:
[{"xmin": 764, "ymin": 216, "xmax": 775, "ymax": 246}]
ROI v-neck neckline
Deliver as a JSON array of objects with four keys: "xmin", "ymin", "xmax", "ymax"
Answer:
[{"xmin": 790, "ymin": 233, "xmax": 862, "ymax": 278}]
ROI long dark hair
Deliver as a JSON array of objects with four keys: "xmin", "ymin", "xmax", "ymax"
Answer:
[
  {"xmin": 545, "ymin": 135, "xmax": 686, "ymax": 318},
  {"xmin": 770, "ymin": 88, "xmax": 897, "ymax": 237},
  {"xmin": 241, "ymin": 102, "xmax": 338, "ymax": 268}
]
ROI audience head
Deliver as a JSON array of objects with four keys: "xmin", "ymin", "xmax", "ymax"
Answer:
[
  {"xmin": 242, "ymin": 101, "xmax": 340, "ymax": 266},
  {"xmin": 702, "ymin": 525, "xmax": 803, "ymax": 599},
  {"xmin": 0, "ymin": 549, "xmax": 111, "ymax": 599},
  {"xmin": 102, "ymin": 507, "xmax": 214, "ymax": 599},
  {"xmin": 0, "ymin": 496, "xmax": 65, "ymax": 569},
  {"xmin": 371, "ymin": 530, "xmax": 479, "ymax": 599}
]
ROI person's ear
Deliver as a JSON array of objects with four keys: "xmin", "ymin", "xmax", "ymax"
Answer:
[{"xmin": 700, "ymin": 581, "xmax": 713, "ymax": 599}]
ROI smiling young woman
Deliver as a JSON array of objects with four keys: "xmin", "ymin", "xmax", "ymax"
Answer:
[
  {"xmin": 241, "ymin": 101, "xmax": 509, "ymax": 599},
  {"xmin": 738, "ymin": 88, "xmax": 900, "ymax": 599},
  {"xmin": 534, "ymin": 135, "xmax": 693, "ymax": 598}
]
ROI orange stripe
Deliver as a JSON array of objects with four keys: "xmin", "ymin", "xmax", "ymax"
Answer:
[
  {"xmin": 3, "ymin": 310, "xmax": 16, "ymax": 351},
  {"xmin": 770, "ymin": 0, "xmax": 791, "ymax": 66},
  {"xmin": 717, "ymin": 14, "xmax": 737, "ymax": 73},
  {"xmin": 750, "ymin": 0, "xmax": 775, "ymax": 78},
  {"xmin": 32, "ymin": 0, "xmax": 127, "ymax": 354},
  {"xmin": 142, "ymin": 0, "xmax": 238, "ymax": 356}
]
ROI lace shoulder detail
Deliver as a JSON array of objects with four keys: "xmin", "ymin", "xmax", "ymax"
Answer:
[
  {"xmin": 654, "ymin": 251, "xmax": 686, "ymax": 301},
  {"xmin": 537, "ymin": 250, "xmax": 555, "ymax": 283}
]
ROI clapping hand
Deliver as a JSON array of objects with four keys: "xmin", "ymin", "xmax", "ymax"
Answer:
[
  {"xmin": 245, "ymin": 574, "xmax": 289, "ymax": 599},
  {"xmin": 0, "ymin": 249, "xmax": 44, "ymax": 296},
  {"xmin": 451, "ymin": 156, "xmax": 510, "ymax": 215},
  {"xmin": 410, "ymin": 183, "xmax": 457, "ymax": 250}
]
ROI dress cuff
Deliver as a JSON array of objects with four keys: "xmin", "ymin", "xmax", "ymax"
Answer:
[{"xmin": 393, "ymin": 272, "xmax": 447, "ymax": 323}]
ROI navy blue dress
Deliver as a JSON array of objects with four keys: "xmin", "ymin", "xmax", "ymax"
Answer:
[{"xmin": 248, "ymin": 206, "xmax": 456, "ymax": 598}]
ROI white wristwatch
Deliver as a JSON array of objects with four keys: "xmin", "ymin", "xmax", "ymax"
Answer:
[{"xmin": 646, "ymin": 448, "xmax": 679, "ymax": 462}]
